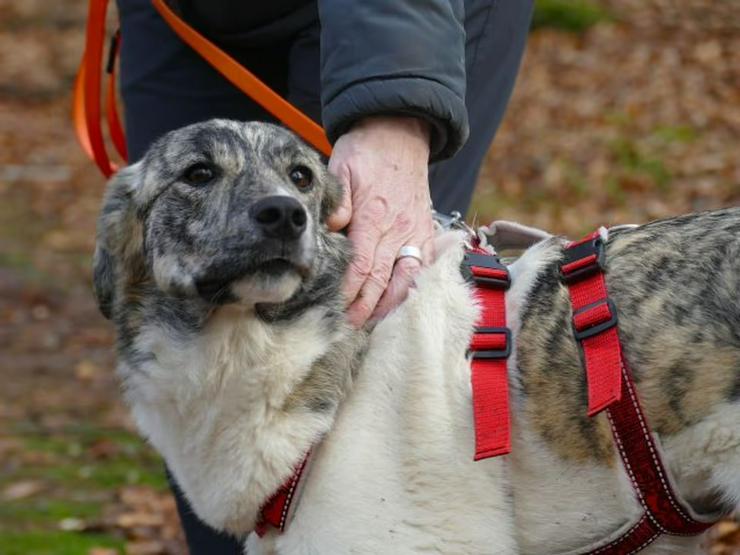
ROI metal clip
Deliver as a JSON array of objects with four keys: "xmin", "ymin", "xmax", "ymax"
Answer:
[{"xmin": 433, "ymin": 210, "xmax": 479, "ymax": 250}]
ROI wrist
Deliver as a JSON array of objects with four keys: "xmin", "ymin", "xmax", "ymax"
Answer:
[{"xmin": 351, "ymin": 115, "xmax": 431, "ymax": 157}]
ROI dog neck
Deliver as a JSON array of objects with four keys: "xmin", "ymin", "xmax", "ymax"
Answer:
[
  {"xmin": 253, "ymin": 238, "xmax": 521, "ymax": 553},
  {"xmin": 120, "ymin": 287, "xmax": 364, "ymax": 535}
]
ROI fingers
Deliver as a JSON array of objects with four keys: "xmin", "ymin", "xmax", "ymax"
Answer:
[
  {"xmin": 325, "ymin": 116, "xmax": 434, "ymax": 328},
  {"xmin": 347, "ymin": 212, "xmax": 434, "ymax": 328},
  {"xmin": 342, "ymin": 195, "xmax": 389, "ymax": 307},
  {"xmin": 326, "ymin": 165, "xmax": 353, "ymax": 231},
  {"xmin": 371, "ymin": 233, "xmax": 434, "ymax": 322},
  {"xmin": 345, "ymin": 223, "xmax": 404, "ymax": 327},
  {"xmin": 370, "ymin": 256, "xmax": 422, "ymax": 322}
]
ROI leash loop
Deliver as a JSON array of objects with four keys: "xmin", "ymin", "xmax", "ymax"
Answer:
[{"xmin": 74, "ymin": 0, "xmax": 332, "ymax": 178}]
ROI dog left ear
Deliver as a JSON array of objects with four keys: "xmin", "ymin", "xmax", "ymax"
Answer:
[{"xmin": 92, "ymin": 163, "xmax": 145, "ymax": 320}]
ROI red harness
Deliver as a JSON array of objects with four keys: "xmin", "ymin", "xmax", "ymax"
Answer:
[
  {"xmin": 254, "ymin": 244, "xmax": 514, "ymax": 535},
  {"xmin": 254, "ymin": 237, "xmax": 723, "ymax": 551},
  {"xmin": 558, "ymin": 230, "xmax": 719, "ymax": 554}
]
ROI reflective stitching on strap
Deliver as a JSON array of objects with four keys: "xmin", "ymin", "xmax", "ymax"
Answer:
[
  {"xmin": 619, "ymin": 368, "xmax": 696, "ymax": 531},
  {"xmin": 606, "ymin": 404, "xmax": 669, "ymax": 534},
  {"xmin": 278, "ymin": 455, "xmax": 309, "ymax": 531},
  {"xmin": 589, "ymin": 516, "xmax": 659, "ymax": 555}
]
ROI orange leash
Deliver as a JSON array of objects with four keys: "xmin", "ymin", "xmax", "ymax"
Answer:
[
  {"xmin": 74, "ymin": 0, "xmax": 331, "ymax": 178},
  {"xmin": 74, "ymin": 0, "xmax": 123, "ymax": 177},
  {"xmin": 151, "ymin": 0, "xmax": 331, "ymax": 156}
]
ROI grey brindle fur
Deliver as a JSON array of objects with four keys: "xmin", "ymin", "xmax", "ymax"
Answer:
[
  {"xmin": 94, "ymin": 120, "xmax": 364, "ymax": 408},
  {"xmin": 516, "ymin": 209, "xmax": 740, "ymax": 473}
]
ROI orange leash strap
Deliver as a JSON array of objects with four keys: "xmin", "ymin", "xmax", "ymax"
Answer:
[
  {"xmin": 73, "ymin": 0, "xmax": 123, "ymax": 177},
  {"xmin": 151, "ymin": 0, "xmax": 332, "ymax": 156},
  {"xmin": 75, "ymin": 0, "xmax": 331, "ymax": 178}
]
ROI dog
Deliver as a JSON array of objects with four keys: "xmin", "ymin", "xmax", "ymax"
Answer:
[{"xmin": 94, "ymin": 119, "xmax": 740, "ymax": 554}]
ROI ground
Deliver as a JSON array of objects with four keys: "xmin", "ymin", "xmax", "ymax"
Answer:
[{"xmin": 0, "ymin": 0, "xmax": 738, "ymax": 553}]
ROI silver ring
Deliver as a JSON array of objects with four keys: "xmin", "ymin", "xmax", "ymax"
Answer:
[{"xmin": 396, "ymin": 245, "xmax": 423, "ymax": 264}]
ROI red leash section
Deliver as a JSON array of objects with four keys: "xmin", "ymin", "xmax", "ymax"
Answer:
[
  {"xmin": 462, "ymin": 247, "xmax": 512, "ymax": 460},
  {"xmin": 560, "ymin": 231, "xmax": 719, "ymax": 555}
]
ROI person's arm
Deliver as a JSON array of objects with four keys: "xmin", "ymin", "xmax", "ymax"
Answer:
[{"xmin": 318, "ymin": 0, "xmax": 468, "ymax": 326}]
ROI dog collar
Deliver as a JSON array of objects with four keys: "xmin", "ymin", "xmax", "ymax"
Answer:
[
  {"xmin": 254, "ymin": 451, "xmax": 312, "ymax": 537},
  {"xmin": 559, "ymin": 229, "xmax": 723, "ymax": 554}
]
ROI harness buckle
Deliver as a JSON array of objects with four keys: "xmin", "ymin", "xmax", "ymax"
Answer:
[
  {"xmin": 462, "ymin": 252, "xmax": 511, "ymax": 290},
  {"xmin": 572, "ymin": 298, "xmax": 618, "ymax": 340},
  {"xmin": 468, "ymin": 327, "xmax": 512, "ymax": 360},
  {"xmin": 559, "ymin": 237, "xmax": 605, "ymax": 284}
]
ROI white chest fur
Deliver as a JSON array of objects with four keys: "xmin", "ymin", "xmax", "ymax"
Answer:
[{"xmin": 253, "ymin": 242, "xmax": 517, "ymax": 554}]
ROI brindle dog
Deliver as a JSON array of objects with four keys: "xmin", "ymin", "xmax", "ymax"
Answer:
[{"xmin": 94, "ymin": 119, "xmax": 739, "ymax": 554}]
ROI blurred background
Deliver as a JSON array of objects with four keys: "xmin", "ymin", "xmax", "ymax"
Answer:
[{"xmin": 0, "ymin": 0, "xmax": 738, "ymax": 553}]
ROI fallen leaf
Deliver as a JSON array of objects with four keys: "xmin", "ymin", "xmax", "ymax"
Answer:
[
  {"xmin": 1, "ymin": 479, "xmax": 45, "ymax": 500},
  {"xmin": 58, "ymin": 517, "xmax": 86, "ymax": 531}
]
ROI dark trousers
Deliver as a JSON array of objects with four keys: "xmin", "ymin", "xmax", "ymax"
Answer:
[{"xmin": 117, "ymin": 1, "xmax": 532, "ymax": 552}]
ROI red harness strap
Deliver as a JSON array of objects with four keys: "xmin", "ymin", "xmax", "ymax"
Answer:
[
  {"xmin": 463, "ymin": 247, "xmax": 512, "ymax": 460},
  {"xmin": 256, "ymin": 246, "xmax": 513, "ymax": 538},
  {"xmin": 560, "ymin": 231, "xmax": 718, "ymax": 554},
  {"xmin": 254, "ymin": 451, "xmax": 311, "ymax": 537}
]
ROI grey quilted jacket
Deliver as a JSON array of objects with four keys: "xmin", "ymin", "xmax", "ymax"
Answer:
[{"xmin": 180, "ymin": 0, "xmax": 468, "ymax": 161}]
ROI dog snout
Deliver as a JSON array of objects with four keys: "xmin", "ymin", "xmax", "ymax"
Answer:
[{"xmin": 251, "ymin": 196, "xmax": 307, "ymax": 240}]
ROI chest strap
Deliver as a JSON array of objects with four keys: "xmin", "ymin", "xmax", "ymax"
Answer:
[
  {"xmin": 254, "ymin": 451, "xmax": 311, "ymax": 537},
  {"xmin": 560, "ymin": 230, "xmax": 719, "ymax": 554},
  {"xmin": 462, "ymin": 247, "xmax": 512, "ymax": 460}
]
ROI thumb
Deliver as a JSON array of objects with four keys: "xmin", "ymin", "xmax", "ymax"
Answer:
[{"xmin": 327, "ymin": 174, "xmax": 352, "ymax": 231}]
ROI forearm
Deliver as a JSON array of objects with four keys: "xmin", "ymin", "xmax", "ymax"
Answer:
[{"xmin": 318, "ymin": 0, "xmax": 468, "ymax": 161}]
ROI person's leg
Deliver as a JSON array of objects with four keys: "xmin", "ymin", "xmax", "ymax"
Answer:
[
  {"xmin": 117, "ymin": 0, "xmax": 290, "ymax": 162},
  {"xmin": 429, "ymin": 0, "xmax": 534, "ymax": 215}
]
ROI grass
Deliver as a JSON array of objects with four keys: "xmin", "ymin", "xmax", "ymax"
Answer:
[
  {"xmin": 0, "ymin": 424, "xmax": 168, "ymax": 553},
  {"xmin": 532, "ymin": 0, "xmax": 612, "ymax": 32},
  {"xmin": 0, "ymin": 499, "xmax": 103, "ymax": 531},
  {"xmin": 650, "ymin": 124, "xmax": 698, "ymax": 144},
  {"xmin": 6, "ymin": 426, "xmax": 169, "ymax": 492},
  {"xmin": 0, "ymin": 531, "xmax": 124, "ymax": 555}
]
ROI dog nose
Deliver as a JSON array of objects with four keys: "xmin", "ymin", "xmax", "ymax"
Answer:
[{"xmin": 251, "ymin": 196, "xmax": 307, "ymax": 240}]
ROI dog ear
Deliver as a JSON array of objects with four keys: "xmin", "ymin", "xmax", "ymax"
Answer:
[{"xmin": 92, "ymin": 163, "xmax": 145, "ymax": 320}]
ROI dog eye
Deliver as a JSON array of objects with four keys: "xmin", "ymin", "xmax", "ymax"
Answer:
[
  {"xmin": 289, "ymin": 166, "xmax": 313, "ymax": 190},
  {"xmin": 182, "ymin": 163, "xmax": 216, "ymax": 185}
]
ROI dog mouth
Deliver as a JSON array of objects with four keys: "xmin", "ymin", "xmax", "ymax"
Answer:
[
  {"xmin": 195, "ymin": 255, "xmax": 310, "ymax": 304},
  {"xmin": 254, "ymin": 257, "xmax": 309, "ymax": 278}
]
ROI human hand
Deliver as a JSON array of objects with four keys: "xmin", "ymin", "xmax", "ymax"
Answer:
[{"xmin": 327, "ymin": 116, "xmax": 434, "ymax": 328}]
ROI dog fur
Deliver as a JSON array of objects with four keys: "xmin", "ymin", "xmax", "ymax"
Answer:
[{"xmin": 94, "ymin": 120, "xmax": 740, "ymax": 554}]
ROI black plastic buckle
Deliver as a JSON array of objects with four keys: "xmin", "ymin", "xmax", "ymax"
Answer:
[
  {"xmin": 559, "ymin": 237, "xmax": 605, "ymax": 284},
  {"xmin": 468, "ymin": 327, "xmax": 512, "ymax": 360},
  {"xmin": 461, "ymin": 252, "xmax": 511, "ymax": 289},
  {"xmin": 572, "ymin": 299, "xmax": 618, "ymax": 341}
]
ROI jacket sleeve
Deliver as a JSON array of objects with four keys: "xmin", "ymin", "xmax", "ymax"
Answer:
[{"xmin": 317, "ymin": 0, "xmax": 468, "ymax": 161}]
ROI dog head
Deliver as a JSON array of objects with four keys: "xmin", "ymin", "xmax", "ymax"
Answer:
[{"xmin": 93, "ymin": 120, "xmax": 348, "ymax": 319}]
